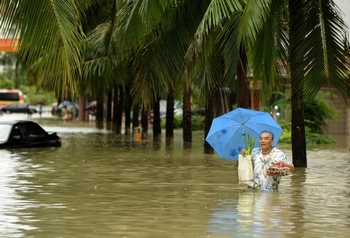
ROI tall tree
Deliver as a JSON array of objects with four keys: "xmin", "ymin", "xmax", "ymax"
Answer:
[
  {"xmin": 289, "ymin": 0, "xmax": 307, "ymax": 167},
  {"xmin": 189, "ymin": 0, "xmax": 350, "ymax": 167},
  {"xmin": 287, "ymin": 0, "xmax": 349, "ymax": 166},
  {"xmin": 2, "ymin": 0, "xmax": 349, "ymax": 164},
  {"xmin": 115, "ymin": 0, "xmax": 214, "ymax": 146},
  {"xmin": 0, "ymin": 0, "xmax": 87, "ymax": 98}
]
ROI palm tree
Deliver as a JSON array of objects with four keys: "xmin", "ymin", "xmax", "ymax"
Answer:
[
  {"xmin": 287, "ymin": 0, "xmax": 350, "ymax": 166},
  {"xmin": 1, "ymin": 0, "xmax": 187, "ymax": 139},
  {"xmin": 0, "ymin": 1, "xmax": 86, "ymax": 98},
  {"xmin": 1, "ymin": 0, "xmax": 122, "ymax": 126},
  {"xmin": 115, "ymin": 0, "xmax": 212, "ymax": 145},
  {"xmin": 189, "ymin": 0, "xmax": 350, "ymax": 167},
  {"xmin": 2, "ymin": 0, "xmax": 349, "ymax": 165}
]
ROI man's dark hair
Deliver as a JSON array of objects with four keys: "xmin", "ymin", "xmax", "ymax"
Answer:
[{"xmin": 260, "ymin": 130, "xmax": 274, "ymax": 140}]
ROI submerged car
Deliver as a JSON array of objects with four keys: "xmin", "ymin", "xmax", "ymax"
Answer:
[
  {"xmin": 1, "ymin": 104, "xmax": 38, "ymax": 114},
  {"xmin": 0, "ymin": 120, "xmax": 61, "ymax": 149}
]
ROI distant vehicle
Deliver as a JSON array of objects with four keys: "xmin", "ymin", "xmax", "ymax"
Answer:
[
  {"xmin": 0, "ymin": 89, "xmax": 24, "ymax": 108},
  {"xmin": 0, "ymin": 120, "xmax": 61, "ymax": 149},
  {"xmin": 1, "ymin": 104, "xmax": 38, "ymax": 114}
]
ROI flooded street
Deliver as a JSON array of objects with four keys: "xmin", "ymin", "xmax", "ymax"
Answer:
[{"xmin": 0, "ymin": 113, "xmax": 349, "ymax": 237}]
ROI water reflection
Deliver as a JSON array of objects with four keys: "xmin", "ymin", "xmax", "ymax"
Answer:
[
  {"xmin": 0, "ymin": 150, "xmax": 37, "ymax": 236},
  {"xmin": 0, "ymin": 113, "xmax": 349, "ymax": 237},
  {"xmin": 207, "ymin": 191, "xmax": 291, "ymax": 237},
  {"xmin": 208, "ymin": 150, "xmax": 350, "ymax": 238}
]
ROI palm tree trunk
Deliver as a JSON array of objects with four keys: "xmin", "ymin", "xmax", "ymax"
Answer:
[
  {"xmin": 112, "ymin": 84, "xmax": 118, "ymax": 132},
  {"xmin": 78, "ymin": 94, "xmax": 86, "ymax": 121},
  {"xmin": 291, "ymin": 99, "xmax": 307, "ymax": 167},
  {"xmin": 236, "ymin": 43, "xmax": 250, "ymax": 108},
  {"xmin": 106, "ymin": 89, "xmax": 113, "ymax": 130},
  {"xmin": 132, "ymin": 102, "xmax": 140, "ymax": 128},
  {"xmin": 95, "ymin": 95, "xmax": 104, "ymax": 129},
  {"xmin": 290, "ymin": 0, "xmax": 307, "ymax": 167},
  {"xmin": 124, "ymin": 84, "xmax": 131, "ymax": 135},
  {"xmin": 152, "ymin": 97, "xmax": 162, "ymax": 142},
  {"xmin": 141, "ymin": 105, "xmax": 148, "ymax": 139},
  {"xmin": 204, "ymin": 84, "xmax": 214, "ymax": 154},
  {"xmin": 116, "ymin": 84, "xmax": 124, "ymax": 134},
  {"xmin": 182, "ymin": 84, "xmax": 192, "ymax": 149},
  {"xmin": 166, "ymin": 86, "xmax": 175, "ymax": 145},
  {"xmin": 112, "ymin": 84, "xmax": 123, "ymax": 134}
]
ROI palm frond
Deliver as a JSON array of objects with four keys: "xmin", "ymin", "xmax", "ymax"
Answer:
[
  {"xmin": 218, "ymin": 14, "xmax": 240, "ymax": 88},
  {"xmin": 1, "ymin": 0, "xmax": 88, "ymax": 97},
  {"xmin": 297, "ymin": 0, "xmax": 350, "ymax": 102},
  {"xmin": 249, "ymin": 0, "xmax": 288, "ymax": 102},
  {"xmin": 115, "ymin": 0, "xmax": 181, "ymax": 50},
  {"xmin": 239, "ymin": 0, "xmax": 273, "ymax": 44},
  {"xmin": 187, "ymin": 0, "xmax": 242, "ymax": 56}
]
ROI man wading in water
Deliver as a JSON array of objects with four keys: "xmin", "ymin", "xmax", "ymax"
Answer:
[{"xmin": 241, "ymin": 131, "xmax": 295, "ymax": 191}]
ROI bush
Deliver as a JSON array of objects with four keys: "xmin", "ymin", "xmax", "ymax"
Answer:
[
  {"xmin": 277, "ymin": 119, "xmax": 335, "ymax": 144},
  {"xmin": 174, "ymin": 115, "xmax": 182, "ymax": 128},
  {"xmin": 304, "ymin": 95, "xmax": 339, "ymax": 134},
  {"xmin": 191, "ymin": 116, "xmax": 204, "ymax": 131},
  {"xmin": 305, "ymin": 127, "xmax": 336, "ymax": 144},
  {"xmin": 162, "ymin": 115, "xmax": 204, "ymax": 131},
  {"xmin": 278, "ymin": 120, "xmax": 292, "ymax": 143}
]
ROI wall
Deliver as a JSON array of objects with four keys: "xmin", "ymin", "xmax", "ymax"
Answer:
[{"xmin": 323, "ymin": 86, "xmax": 350, "ymax": 149}]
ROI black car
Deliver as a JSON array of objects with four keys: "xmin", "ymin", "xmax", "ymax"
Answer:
[
  {"xmin": 1, "ymin": 104, "xmax": 38, "ymax": 114},
  {"xmin": 0, "ymin": 120, "xmax": 61, "ymax": 148}
]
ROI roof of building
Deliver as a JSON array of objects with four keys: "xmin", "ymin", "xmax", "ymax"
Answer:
[{"xmin": 0, "ymin": 38, "xmax": 18, "ymax": 52}]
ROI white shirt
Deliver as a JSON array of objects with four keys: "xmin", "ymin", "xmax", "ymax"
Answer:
[{"xmin": 250, "ymin": 147, "xmax": 291, "ymax": 191}]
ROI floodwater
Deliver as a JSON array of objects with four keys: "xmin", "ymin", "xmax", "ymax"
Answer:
[{"xmin": 0, "ymin": 113, "xmax": 349, "ymax": 238}]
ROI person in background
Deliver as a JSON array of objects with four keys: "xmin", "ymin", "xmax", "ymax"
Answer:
[
  {"xmin": 70, "ymin": 104, "xmax": 78, "ymax": 121},
  {"xmin": 26, "ymin": 104, "xmax": 33, "ymax": 117},
  {"xmin": 88, "ymin": 106, "xmax": 96, "ymax": 122},
  {"xmin": 39, "ymin": 104, "xmax": 43, "ymax": 117},
  {"xmin": 51, "ymin": 102, "xmax": 58, "ymax": 115},
  {"xmin": 62, "ymin": 106, "xmax": 71, "ymax": 122},
  {"xmin": 241, "ymin": 130, "xmax": 295, "ymax": 191}
]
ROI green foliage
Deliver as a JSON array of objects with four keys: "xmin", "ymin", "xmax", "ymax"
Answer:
[
  {"xmin": 0, "ymin": 76, "xmax": 15, "ymax": 89},
  {"xmin": 277, "ymin": 119, "xmax": 335, "ymax": 145},
  {"xmin": 162, "ymin": 115, "xmax": 182, "ymax": 129},
  {"xmin": 191, "ymin": 116, "xmax": 205, "ymax": 130},
  {"xmin": 0, "ymin": 74, "xmax": 56, "ymax": 106},
  {"xmin": 269, "ymin": 90, "xmax": 339, "ymax": 135},
  {"xmin": 19, "ymin": 85, "xmax": 57, "ymax": 105},
  {"xmin": 162, "ymin": 115, "xmax": 204, "ymax": 131},
  {"xmin": 0, "ymin": 53, "xmax": 28, "ymax": 88},
  {"xmin": 171, "ymin": 115, "xmax": 183, "ymax": 129},
  {"xmin": 305, "ymin": 130, "xmax": 336, "ymax": 144},
  {"xmin": 0, "ymin": 53, "xmax": 56, "ymax": 105},
  {"xmin": 278, "ymin": 120, "xmax": 292, "ymax": 143},
  {"xmin": 243, "ymin": 133, "xmax": 254, "ymax": 155},
  {"xmin": 303, "ymin": 93, "xmax": 339, "ymax": 134}
]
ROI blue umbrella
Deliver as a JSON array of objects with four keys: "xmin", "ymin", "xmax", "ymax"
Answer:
[{"xmin": 205, "ymin": 107, "xmax": 283, "ymax": 160}]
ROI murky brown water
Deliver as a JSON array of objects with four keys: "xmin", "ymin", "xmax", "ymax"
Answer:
[{"xmin": 0, "ymin": 113, "xmax": 349, "ymax": 237}]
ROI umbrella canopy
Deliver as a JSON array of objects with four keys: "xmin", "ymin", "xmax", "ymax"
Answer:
[
  {"xmin": 205, "ymin": 107, "xmax": 283, "ymax": 160},
  {"xmin": 58, "ymin": 101, "xmax": 79, "ymax": 111},
  {"xmin": 58, "ymin": 101, "xmax": 72, "ymax": 109},
  {"xmin": 85, "ymin": 101, "xmax": 97, "ymax": 110}
]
